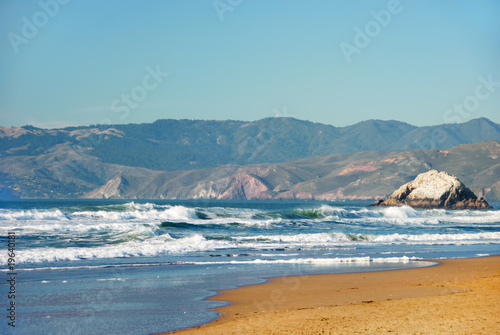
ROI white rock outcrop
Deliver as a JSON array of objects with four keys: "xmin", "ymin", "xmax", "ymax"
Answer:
[{"xmin": 372, "ymin": 170, "xmax": 492, "ymax": 209}]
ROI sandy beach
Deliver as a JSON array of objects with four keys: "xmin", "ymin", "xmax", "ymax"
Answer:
[{"xmin": 164, "ymin": 256, "xmax": 500, "ymax": 335}]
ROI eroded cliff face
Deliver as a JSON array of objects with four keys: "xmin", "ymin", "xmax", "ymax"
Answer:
[
  {"xmin": 85, "ymin": 176, "xmax": 130, "ymax": 199},
  {"xmin": 373, "ymin": 170, "xmax": 492, "ymax": 209},
  {"xmin": 219, "ymin": 173, "xmax": 272, "ymax": 200},
  {"xmin": 9, "ymin": 139, "xmax": 496, "ymax": 201},
  {"xmin": 188, "ymin": 173, "xmax": 271, "ymax": 200}
]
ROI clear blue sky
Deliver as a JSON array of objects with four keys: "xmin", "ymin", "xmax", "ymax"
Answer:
[{"xmin": 1, "ymin": 0, "xmax": 499, "ymax": 128}]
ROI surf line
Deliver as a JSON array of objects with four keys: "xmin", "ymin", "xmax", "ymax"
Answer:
[{"xmin": 6, "ymin": 232, "xmax": 16, "ymax": 328}]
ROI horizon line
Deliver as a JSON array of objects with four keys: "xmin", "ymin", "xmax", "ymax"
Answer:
[{"xmin": 0, "ymin": 115, "xmax": 496, "ymax": 131}]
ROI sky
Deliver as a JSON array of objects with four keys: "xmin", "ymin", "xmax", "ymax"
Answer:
[{"xmin": 0, "ymin": 0, "xmax": 499, "ymax": 129}]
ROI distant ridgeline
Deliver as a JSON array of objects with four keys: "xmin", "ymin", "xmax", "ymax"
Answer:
[{"xmin": 0, "ymin": 117, "xmax": 499, "ymax": 200}]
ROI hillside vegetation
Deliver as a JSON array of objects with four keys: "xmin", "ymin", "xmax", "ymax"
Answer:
[
  {"xmin": 1, "ymin": 117, "xmax": 499, "ymax": 172},
  {"xmin": 0, "ymin": 116, "xmax": 498, "ymax": 201}
]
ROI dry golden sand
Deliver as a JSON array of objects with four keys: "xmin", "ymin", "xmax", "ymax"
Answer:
[{"xmin": 162, "ymin": 256, "xmax": 500, "ymax": 335}]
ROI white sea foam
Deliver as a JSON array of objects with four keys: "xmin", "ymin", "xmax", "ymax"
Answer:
[
  {"xmin": 2, "ymin": 257, "xmax": 415, "ymax": 271},
  {"xmin": 2, "ymin": 202, "xmax": 499, "ymax": 265},
  {"xmin": 234, "ymin": 231, "xmax": 500, "ymax": 248},
  {"xmin": 0, "ymin": 204, "xmax": 199, "ymax": 223},
  {"xmin": 188, "ymin": 256, "xmax": 419, "ymax": 266},
  {"xmin": 370, "ymin": 232, "xmax": 500, "ymax": 244},
  {"xmin": 97, "ymin": 278, "xmax": 125, "ymax": 281},
  {"xmin": 259, "ymin": 253, "xmax": 301, "ymax": 257},
  {"xmin": 318, "ymin": 204, "xmax": 348, "ymax": 218},
  {"xmin": 0, "ymin": 220, "xmax": 158, "ymax": 240},
  {"xmin": 0, "ymin": 209, "xmax": 68, "ymax": 221},
  {"xmin": 3, "ymin": 234, "xmax": 236, "ymax": 264},
  {"xmin": 381, "ymin": 205, "xmax": 418, "ymax": 219},
  {"xmin": 71, "ymin": 205, "xmax": 199, "ymax": 222},
  {"xmin": 0, "ymin": 262, "xmax": 168, "ymax": 272},
  {"xmin": 234, "ymin": 232, "xmax": 351, "ymax": 244},
  {"xmin": 331, "ymin": 205, "xmax": 500, "ymax": 226}
]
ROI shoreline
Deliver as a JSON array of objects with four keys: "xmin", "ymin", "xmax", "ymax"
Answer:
[{"xmin": 162, "ymin": 256, "xmax": 500, "ymax": 334}]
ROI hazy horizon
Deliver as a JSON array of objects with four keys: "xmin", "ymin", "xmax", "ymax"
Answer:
[{"xmin": 2, "ymin": 115, "xmax": 498, "ymax": 131}]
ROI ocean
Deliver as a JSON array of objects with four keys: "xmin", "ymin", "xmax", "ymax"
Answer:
[{"xmin": 1, "ymin": 199, "xmax": 499, "ymax": 334}]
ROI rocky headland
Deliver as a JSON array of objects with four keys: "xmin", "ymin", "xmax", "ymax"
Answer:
[{"xmin": 372, "ymin": 170, "xmax": 492, "ymax": 209}]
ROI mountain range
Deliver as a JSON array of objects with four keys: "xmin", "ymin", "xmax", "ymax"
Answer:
[{"xmin": 0, "ymin": 117, "xmax": 499, "ymax": 200}]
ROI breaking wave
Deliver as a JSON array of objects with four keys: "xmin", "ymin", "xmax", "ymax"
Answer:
[
  {"xmin": 6, "ymin": 234, "xmax": 235, "ymax": 264},
  {"xmin": 234, "ymin": 231, "xmax": 500, "ymax": 246},
  {"xmin": 2, "ymin": 201, "xmax": 499, "ymax": 265}
]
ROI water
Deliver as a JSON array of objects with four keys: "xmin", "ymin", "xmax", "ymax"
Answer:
[{"xmin": 1, "ymin": 199, "xmax": 499, "ymax": 334}]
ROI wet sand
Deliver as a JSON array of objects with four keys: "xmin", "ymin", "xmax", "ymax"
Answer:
[{"xmin": 163, "ymin": 256, "xmax": 500, "ymax": 334}]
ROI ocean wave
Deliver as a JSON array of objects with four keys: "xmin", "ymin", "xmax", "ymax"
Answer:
[
  {"xmin": 370, "ymin": 232, "xmax": 500, "ymax": 244},
  {"xmin": 332, "ymin": 205, "xmax": 500, "ymax": 226},
  {"xmin": 2, "ymin": 228, "xmax": 498, "ymax": 265},
  {"xmin": 233, "ymin": 231, "xmax": 500, "ymax": 246},
  {"xmin": 281, "ymin": 205, "xmax": 348, "ymax": 220},
  {"xmin": 2, "ymin": 202, "xmax": 499, "ymax": 265},
  {"xmin": 0, "ymin": 220, "xmax": 159, "ymax": 239},
  {"xmin": 3, "ymin": 202, "xmax": 499, "ymax": 227},
  {"xmin": 234, "ymin": 232, "xmax": 351, "ymax": 244},
  {"xmin": 0, "ymin": 209, "xmax": 69, "ymax": 221},
  {"xmin": 0, "ymin": 204, "xmax": 202, "ymax": 222},
  {"xmin": 380, "ymin": 206, "xmax": 418, "ymax": 219},
  {"xmin": 1, "ymin": 234, "xmax": 236, "ymax": 265},
  {"xmin": 0, "ymin": 262, "xmax": 172, "ymax": 272},
  {"xmin": 0, "ymin": 256, "xmax": 422, "ymax": 271},
  {"xmin": 71, "ymin": 205, "xmax": 200, "ymax": 222}
]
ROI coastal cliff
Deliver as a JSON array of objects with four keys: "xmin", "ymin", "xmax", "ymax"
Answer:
[
  {"xmin": 372, "ymin": 170, "xmax": 492, "ymax": 209},
  {"xmin": 2, "ymin": 137, "xmax": 499, "ymax": 201}
]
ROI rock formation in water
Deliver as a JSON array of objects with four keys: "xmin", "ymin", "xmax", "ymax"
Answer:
[{"xmin": 372, "ymin": 170, "xmax": 492, "ymax": 209}]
